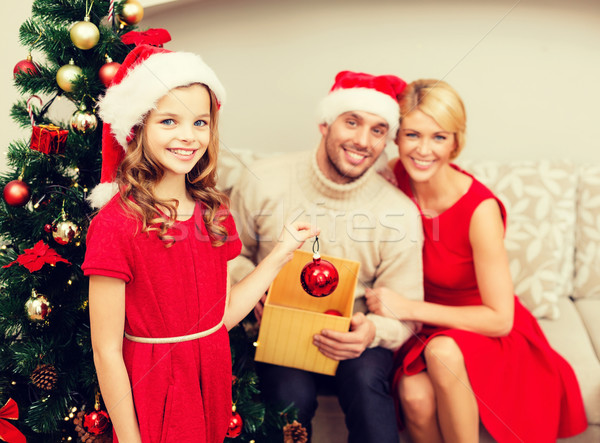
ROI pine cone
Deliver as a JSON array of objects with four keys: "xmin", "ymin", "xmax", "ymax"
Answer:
[
  {"xmin": 30, "ymin": 363, "xmax": 57, "ymax": 390},
  {"xmin": 283, "ymin": 420, "xmax": 308, "ymax": 443},
  {"xmin": 91, "ymin": 433, "xmax": 113, "ymax": 443}
]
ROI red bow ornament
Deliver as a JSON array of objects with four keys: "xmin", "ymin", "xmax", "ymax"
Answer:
[
  {"xmin": 3, "ymin": 240, "xmax": 70, "ymax": 272},
  {"xmin": 121, "ymin": 28, "xmax": 171, "ymax": 47},
  {"xmin": 0, "ymin": 398, "xmax": 25, "ymax": 443}
]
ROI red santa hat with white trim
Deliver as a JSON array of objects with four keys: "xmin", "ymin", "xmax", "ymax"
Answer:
[
  {"xmin": 318, "ymin": 70, "xmax": 407, "ymax": 140},
  {"xmin": 88, "ymin": 44, "xmax": 226, "ymax": 208}
]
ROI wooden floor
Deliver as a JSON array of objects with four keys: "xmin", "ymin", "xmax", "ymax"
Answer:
[{"xmin": 312, "ymin": 395, "xmax": 348, "ymax": 443}]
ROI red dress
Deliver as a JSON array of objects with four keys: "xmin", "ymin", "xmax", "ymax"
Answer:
[
  {"xmin": 392, "ymin": 162, "xmax": 587, "ymax": 442},
  {"xmin": 82, "ymin": 196, "xmax": 241, "ymax": 443}
]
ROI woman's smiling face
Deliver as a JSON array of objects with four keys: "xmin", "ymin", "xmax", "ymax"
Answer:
[{"xmin": 397, "ymin": 109, "xmax": 457, "ymax": 183}]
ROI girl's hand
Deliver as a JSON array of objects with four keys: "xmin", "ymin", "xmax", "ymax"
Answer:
[
  {"xmin": 269, "ymin": 222, "xmax": 320, "ymax": 264},
  {"xmin": 365, "ymin": 287, "xmax": 410, "ymax": 320}
]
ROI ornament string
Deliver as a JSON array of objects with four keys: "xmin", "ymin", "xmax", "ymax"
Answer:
[
  {"xmin": 32, "ymin": 31, "xmax": 43, "ymax": 46},
  {"xmin": 85, "ymin": 0, "xmax": 95, "ymax": 18},
  {"xmin": 312, "ymin": 236, "xmax": 320, "ymax": 255},
  {"xmin": 29, "ymin": 30, "xmax": 43, "ymax": 54},
  {"xmin": 81, "ymin": 93, "xmax": 97, "ymax": 110},
  {"xmin": 17, "ymin": 166, "xmax": 26, "ymax": 182},
  {"xmin": 94, "ymin": 390, "xmax": 101, "ymax": 410}
]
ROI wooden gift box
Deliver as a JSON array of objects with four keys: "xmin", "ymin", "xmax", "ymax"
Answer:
[{"xmin": 254, "ymin": 249, "xmax": 360, "ymax": 375}]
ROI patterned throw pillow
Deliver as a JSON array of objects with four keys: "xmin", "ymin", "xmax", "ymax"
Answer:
[
  {"xmin": 573, "ymin": 165, "xmax": 600, "ymax": 299},
  {"xmin": 459, "ymin": 160, "xmax": 577, "ymax": 319}
]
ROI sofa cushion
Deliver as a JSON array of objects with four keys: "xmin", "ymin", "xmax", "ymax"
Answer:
[
  {"xmin": 539, "ymin": 297, "xmax": 600, "ymax": 426},
  {"xmin": 574, "ymin": 298, "xmax": 600, "ymax": 365},
  {"xmin": 459, "ymin": 160, "xmax": 576, "ymax": 319},
  {"xmin": 574, "ymin": 165, "xmax": 600, "ymax": 299}
]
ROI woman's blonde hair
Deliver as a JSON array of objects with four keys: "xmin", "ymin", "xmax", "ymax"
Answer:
[
  {"xmin": 398, "ymin": 79, "xmax": 467, "ymax": 159},
  {"xmin": 115, "ymin": 84, "xmax": 229, "ymax": 247}
]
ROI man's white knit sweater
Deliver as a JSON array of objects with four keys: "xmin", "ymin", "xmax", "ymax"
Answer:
[{"xmin": 230, "ymin": 149, "xmax": 424, "ymax": 350}]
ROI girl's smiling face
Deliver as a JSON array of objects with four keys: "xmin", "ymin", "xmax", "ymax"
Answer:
[
  {"xmin": 397, "ymin": 109, "xmax": 457, "ymax": 183},
  {"xmin": 143, "ymin": 83, "xmax": 211, "ymax": 180}
]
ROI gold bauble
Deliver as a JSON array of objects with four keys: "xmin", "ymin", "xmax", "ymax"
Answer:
[
  {"xmin": 70, "ymin": 16, "xmax": 100, "ymax": 50},
  {"xmin": 70, "ymin": 104, "xmax": 98, "ymax": 134},
  {"xmin": 119, "ymin": 0, "xmax": 144, "ymax": 25},
  {"xmin": 52, "ymin": 220, "xmax": 80, "ymax": 245},
  {"xmin": 25, "ymin": 291, "xmax": 52, "ymax": 322},
  {"xmin": 56, "ymin": 59, "xmax": 82, "ymax": 92}
]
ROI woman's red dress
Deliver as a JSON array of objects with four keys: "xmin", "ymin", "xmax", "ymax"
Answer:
[{"xmin": 392, "ymin": 162, "xmax": 587, "ymax": 442}]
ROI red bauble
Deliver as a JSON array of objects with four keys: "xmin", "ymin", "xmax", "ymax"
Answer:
[
  {"xmin": 300, "ymin": 254, "xmax": 339, "ymax": 297},
  {"xmin": 226, "ymin": 410, "xmax": 243, "ymax": 438},
  {"xmin": 324, "ymin": 309, "xmax": 342, "ymax": 316},
  {"xmin": 43, "ymin": 224, "xmax": 53, "ymax": 233},
  {"xmin": 83, "ymin": 410, "xmax": 111, "ymax": 435},
  {"xmin": 99, "ymin": 59, "xmax": 121, "ymax": 87},
  {"xmin": 13, "ymin": 55, "xmax": 39, "ymax": 78},
  {"xmin": 3, "ymin": 180, "xmax": 31, "ymax": 207}
]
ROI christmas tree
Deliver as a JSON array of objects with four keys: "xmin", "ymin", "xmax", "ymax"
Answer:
[
  {"xmin": 0, "ymin": 1, "xmax": 298, "ymax": 442},
  {"xmin": 0, "ymin": 1, "xmax": 142, "ymax": 440}
]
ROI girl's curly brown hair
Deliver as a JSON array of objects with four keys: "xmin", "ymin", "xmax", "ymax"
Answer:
[{"xmin": 115, "ymin": 84, "xmax": 229, "ymax": 247}]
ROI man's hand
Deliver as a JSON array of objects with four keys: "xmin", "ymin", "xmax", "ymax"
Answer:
[{"xmin": 312, "ymin": 312, "xmax": 376, "ymax": 361}]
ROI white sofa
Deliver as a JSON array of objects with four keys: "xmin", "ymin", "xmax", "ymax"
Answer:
[{"xmin": 219, "ymin": 154, "xmax": 600, "ymax": 442}]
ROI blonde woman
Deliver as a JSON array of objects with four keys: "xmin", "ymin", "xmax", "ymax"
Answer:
[{"xmin": 367, "ymin": 79, "xmax": 586, "ymax": 443}]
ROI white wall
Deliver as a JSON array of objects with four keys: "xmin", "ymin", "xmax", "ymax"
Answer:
[
  {"xmin": 3, "ymin": 0, "xmax": 37, "ymax": 171},
  {"xmin": 4, "ymin": 0, "xmax": 600, "ymax": 170}
]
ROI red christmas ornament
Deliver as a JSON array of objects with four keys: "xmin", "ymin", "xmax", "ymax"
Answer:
[
  {"xmin": 44, "ymin": 224, "xmax": 53, "ymax": 233},
  {"xmin": 13, "ymin": 54, "xmax": 39, "ymax": 78},
  {"xmin": 3, "ymin": 180, "xmax": 31, "ymax": 207},
  {"xmin": 300, "ymin": 237, "xmax": 339, "ymax": 297},
  {"xmin": 83, "ymin": 409, "xmax": 111, "ymax": 435},
  {"xmin": 226, "ymin": 409, "xmax": 243, "ymax": 438},
  {"xmin": 99, "ymin": 56, "xmax": 121, "ymax": 87},
  {"xmin": 324, "ymin": 309, "xmax": 342, "ymax": 316}
]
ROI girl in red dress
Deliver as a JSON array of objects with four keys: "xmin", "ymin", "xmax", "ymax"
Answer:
[
  {"xmin": 82, "ymin": 44, "xmax": 316, "ymax": 443},
  {"xmin": 366, "ymin": 79, "xmax": 587, "ymax": 443}
]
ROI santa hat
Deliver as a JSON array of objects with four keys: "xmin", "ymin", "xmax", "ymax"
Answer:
[
  {"xmin": 318, "ymin": 71, "xmax": 407, "ymax": 140},
  {"xmin": 88, "ymin": 44, "xmax": 226, "ymax": 208}
]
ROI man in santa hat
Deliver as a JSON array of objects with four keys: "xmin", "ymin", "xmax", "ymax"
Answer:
[{"xmin": 229, "ymin": 71, "xmax": 424, "ymax": 442}]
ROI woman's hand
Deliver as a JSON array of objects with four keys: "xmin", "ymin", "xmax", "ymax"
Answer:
[{"xmin": 365, "ymin": 287, "xmax": 411, "ymax": 320}]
